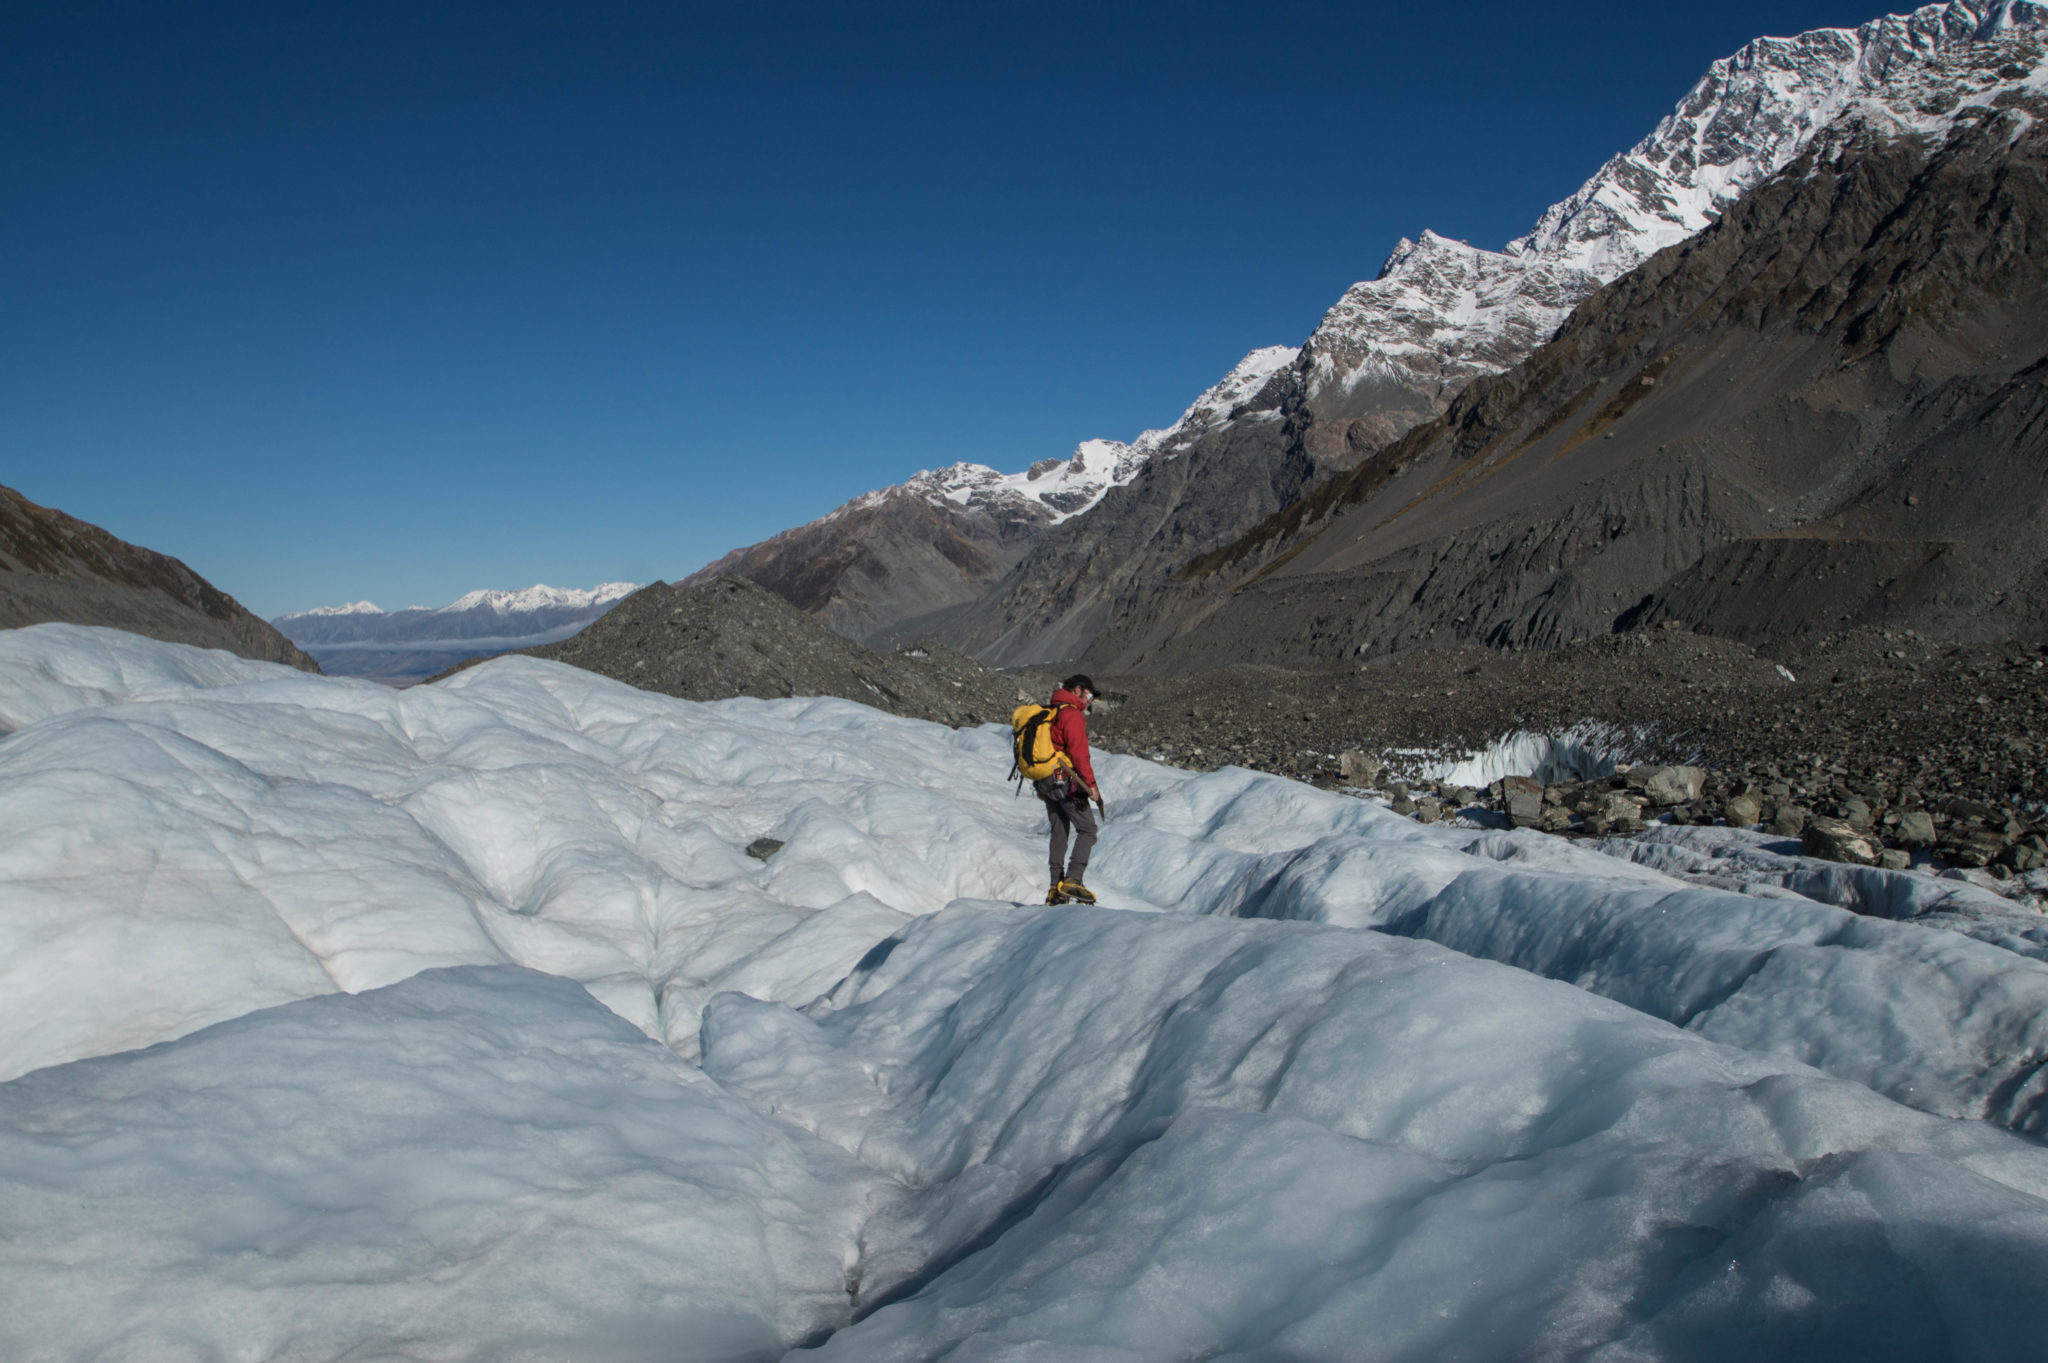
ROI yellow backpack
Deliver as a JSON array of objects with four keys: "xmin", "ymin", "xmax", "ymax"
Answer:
[{"xmin": 1009, "ymin": 703, "xmax": 1073, "ymax": 782}]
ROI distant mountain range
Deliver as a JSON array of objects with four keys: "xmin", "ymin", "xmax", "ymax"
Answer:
[
  {"xmin": 688, "ymin": 0, "xmax": 2048, "ymax": 671},
  {"xmin": 274, "ymin": 583, "xmax": 636, "ymax": 684},
  {"xmin": 0, "ymin": 482, "xmax": 317, "ymax": 672}
]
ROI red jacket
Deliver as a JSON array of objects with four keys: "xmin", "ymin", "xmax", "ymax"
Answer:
[{"xmin": 1048, "ymin": 688, "xmax": 1097, "ymax": 789}]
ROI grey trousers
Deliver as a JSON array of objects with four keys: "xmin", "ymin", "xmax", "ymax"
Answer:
[{"xmin": 1037, "ymin": 777, "xmax": 1098, "ymax": 883}]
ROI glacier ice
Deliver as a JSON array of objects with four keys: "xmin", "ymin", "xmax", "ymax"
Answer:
[{"xmin": 3, "ymin": 623, "xmax": 2048, "ymax": 1360}]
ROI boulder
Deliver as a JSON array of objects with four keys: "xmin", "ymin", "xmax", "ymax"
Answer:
[
  {"xmin": 1628, "ymin": 764, "xmax": 1706, "ymax": 806},
  {"xmin": 1723, "ymin": 794, "xmax": 1763, "ymax": 827},
  {"xmin": 1580, "ymin": 790, "xmax": 1646, "ymax": 836},
  {"xmin": 1538, "ymin": 805, "xmax": 1575, "ymax": 833},
  {"xmin": 1588, "ymin": 790, "xmax": 1643, "ymax": 821},
  {"xmin": 2001, "ymin": 841, "xmax": 2045, "ymax": 873},
  {"xmin": 1415, "ymin": 798, "xmax": 1442, "ymax": 824},
  {"xmin": 1339, "ymin": 751, "xmax": 1384, "ymax": 784},
  {"xmin": 1803, "ymin": 816, "xmax": 1881, "ymax": 867},
  {"xmin": 1940, "ymin": 829, "xmax": 2010, "ymax": 869},
  {"xmin": 1878, "ymin": 849, "xmax": 1913, "ymax": 871},
  {"xmin": 1769, "ymin": 804, "xmax": 1809, "ymax": 837},
  {"xmin": 1502, "ymin": 775, "xmax": 1544, "ymax": 829},
  {"xmin": 1894, "ymin": 809, "xmax": 1937, "ymax": 848}
]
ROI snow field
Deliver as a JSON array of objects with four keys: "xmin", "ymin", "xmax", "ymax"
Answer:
[{"xmin": 4, "ymin": 625, "xmax": 2048, "ymax": 1359}]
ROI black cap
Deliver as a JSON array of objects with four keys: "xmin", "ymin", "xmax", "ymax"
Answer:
[{"xmin": 1062, "ymin": 674, "xmax": 1096, "ymax": 694}]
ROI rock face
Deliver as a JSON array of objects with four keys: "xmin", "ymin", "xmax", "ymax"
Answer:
[{"xmin": 0, "ymin": 483, "xmax": 317, "ymax": 672}]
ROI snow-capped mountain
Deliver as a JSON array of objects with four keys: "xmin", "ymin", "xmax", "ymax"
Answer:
[
  {"xmin": 274, "ymin": 582, "xmax": 637, "ymax": 648},
  {"xmin": 824, "ymin": 344, "xmax": 1301, "ymax": 531},
  {"xmin": 1306, "ymin": 0, "xmax": 2048, "ymax": 405},
  {"xmin": 1302, "ymin": 233, "xmax": 1601, "ymax": 407},
  {"xmin": 681, "ymin": 345, "xmax": 1301, "ymax": 645},
  {"xmin": 273, "ymin": 582, "xmax": 639, "ymax": 684},
  {"xmin": 683, "ymin": 3, "xmax": 2048, "ymax": 669},
  {"xmin": 293, "ymin": 599, "xmax": 383, "ymax": 617},
  {"xmin": 924, "ymin": 0, "xmax": 2048, "ymax": 670},
  {"xmin": 1133, "ymin": 343, "xmax": 1301, "ymax": 457},
  {"xmin": 1118, "ymin": 4, "xmax": 2048, "ymax": 672},
  {"xmin": 855, "ymin": 439, "xmax": 1147, "ymax": 527}
]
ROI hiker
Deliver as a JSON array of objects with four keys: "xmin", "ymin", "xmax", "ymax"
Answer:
[{"xmin": 1035, "ymin": 674, "xmax": 1103, "ymax": 905}]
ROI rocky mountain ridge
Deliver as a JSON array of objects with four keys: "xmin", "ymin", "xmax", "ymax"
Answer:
[
  {"xmin": 511, "ymin": 576, "xmax": 1049, "ymax": 726},
  {"xmin": 678, "ymin": 346, "xmax": 1300, "ymax": 646},
  {"xmin": 952, "ymin": 2, "xmax": 2048, "ymax": 668},
  {"xmin": 1149, "ymin": 94, "xmax": 2048, "ymax": 672},
  {"xmin": 763, "ymin": 2, "xmax": 2047, "ymax": 672},
  {"xmin": 0, "ymin": 482, "xmax": 318, "ymax": 672}
]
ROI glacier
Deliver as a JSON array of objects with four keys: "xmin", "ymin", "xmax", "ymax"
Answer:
[{"xmin": 2, "ymin": 624, "xmax": 2047, "ymax": 1360}]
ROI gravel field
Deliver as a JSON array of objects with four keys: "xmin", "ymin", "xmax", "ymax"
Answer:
[
  {"xmin": 1083, "ymin": 625, "xmax": 2048, "ymax": 895},
  {"xmin": 1091, "ymin": 626, "xmax": 2048, "ymax": 809}
]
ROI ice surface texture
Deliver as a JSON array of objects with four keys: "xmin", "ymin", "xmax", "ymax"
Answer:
[
  {"xmin": 709, "ymin": 904, "xmax": 2048, "ymax": 1359},
  {"xmin": 0, "ymin": 966, "xmax": 881, "ymax": 1361},
  {"xmin": 3, "ymin": 624, "xmax": 2048, "ymax": 1360}
]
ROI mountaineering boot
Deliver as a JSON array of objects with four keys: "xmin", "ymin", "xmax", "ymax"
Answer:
[
  {"xmin": 1045, "ymin": 882, "xmax": 1069, "ymax": 905},
  {"xmin": 1058, "ymin": 879, "xmax": 1097, "ymax": 905}
]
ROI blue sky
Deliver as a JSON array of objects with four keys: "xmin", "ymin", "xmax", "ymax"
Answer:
[{"xmin": 5, "ymin": 0, "xmax": 1881, "ymax": 618}]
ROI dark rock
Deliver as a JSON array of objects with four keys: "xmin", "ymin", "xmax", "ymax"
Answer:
[
  {"xmin": 745, "ymin": 838, "xmax": 785, "ymax": 861},
  {"xmin": 1502, "ymin": 775, "xmax": 1545, "ymax": 828},
  {"xmin": 1939, "ymin": 828, "xmax": 2010, "ymax": 869},
  {"xmin": 1894, "ymin": 809, "xmax": 1938, "ymax": 848}
]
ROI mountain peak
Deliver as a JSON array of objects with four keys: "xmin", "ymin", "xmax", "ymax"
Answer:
[{"xmin": 1310, "ymin": 1, "xmax": 2048, "ymax": 404}]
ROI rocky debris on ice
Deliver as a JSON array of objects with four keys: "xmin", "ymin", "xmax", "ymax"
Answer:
[{"xmin": 1086, "ymin": 626, "xmax": 2048, "ymax": 888}]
